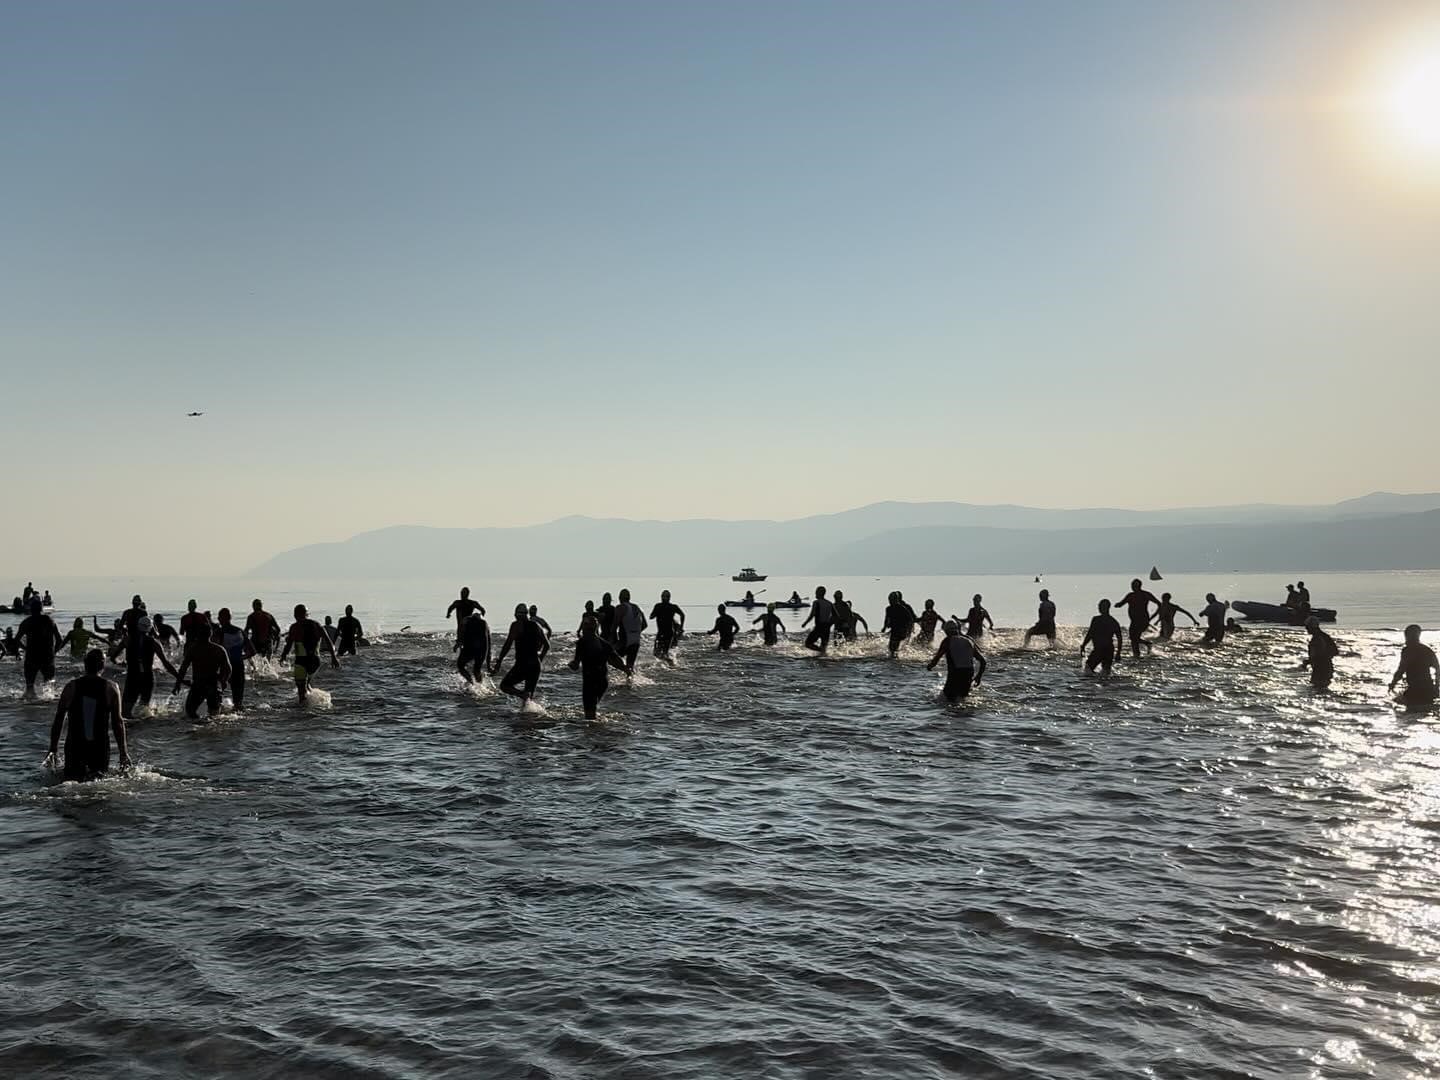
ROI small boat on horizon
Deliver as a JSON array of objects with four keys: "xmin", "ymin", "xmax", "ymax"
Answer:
[{"xmin": 732, "ymin": 567, "xmax": 767, "ymax": 582}]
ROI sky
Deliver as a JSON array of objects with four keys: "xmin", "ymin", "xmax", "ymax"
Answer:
[{"xmin": 3, "ymin": 0, "xmax": 1439, "ymax": 577}]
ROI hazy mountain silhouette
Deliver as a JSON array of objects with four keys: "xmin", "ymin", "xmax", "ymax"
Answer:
[{"xmin": 250, "ymin": 494, "xmax": 1440, "ymax": 578}]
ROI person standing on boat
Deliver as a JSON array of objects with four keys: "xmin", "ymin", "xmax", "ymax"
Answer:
[
  {"xmin": 615, "ymin": 589, "xmax": 647, "ymax": 674},
  {"xmin": 752, "ymin": 603, "xmax": 787, "ymax": 645},
  {"xmin": 964, "ymin": 595, "xmax": 994, "ymax": 639},
  {"xmin": 1301, "ymin": 616, "xmax": 1339, "ymax": 690},
  {"xmin": 1112, "ymin": 578, "xmax": 1161, "ymax": 658},
  {"xmin": 1152, "ymin": 593, "xmax": 1197, "ymax": 641},
  {"xmin": 1023, "ymin": 590, "xmax": 1058, "ymax": 648},
  {"xmin": 801, "ymin": 587, "xmax": 835, "ymax": 653},
  {"xmin": 1389, "ymin": 624, "xmax": 1438, "ymax": 707},
  {"xmin": 1199, "ymin": 594, "xmax": 1229, "ymax": 645}
]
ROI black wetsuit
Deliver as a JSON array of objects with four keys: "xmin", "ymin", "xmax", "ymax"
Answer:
[
  {"xmin": 122, "ymin": 634, "xmax": 167, "ymax": 717},
  {"xmin": 832, "ymin": 601, "xmax": 856, "ymax": 642},
  {"xmin": 1200, "ymin": 603, "xmax": 1227, "ymax": 645},
  {"xmin": 18, "ymin": 614, "xmax": 61, "ymax": 685},
  {"xmin": 916, "ymin": 609, "xmax": 943, "ymax": 645},
  {"xmin": 805, "ymin": 598, "xmax": 834, "ymax": 651},
  {"xmin": 1116, "ymin": 591, "xmax": 1158, "ymax": 657},
  {"xmin": 572, "ymin": 636, "xmax": 625, "ymax": 715},
  {"xmin": 885, "ymin": 602, "xmax": 915, "ymax": 654},
  {"xmin": 154, "ymin": 622, "xmax": 180, "ymax": 650},
  {"xmin": 62, "ymin": 674, "xmax": 117, "ymax": 781},
  {"xmin": 246, "ymin": 611, "xmax": 279, "ymax": 658},
  {"xmin": 287, "ymin": 619, "xmax": 325, "ymax": 679},
  {"xmin": 1029, "ymin": 601, "xmax": 1057, "ymax": 641},
  {"xmin": 217, "ymin": 624, "xmax": 247, "ymax": 707},
  {"xmin": 500, "ymin": 621, "xmax": 546, "ymax": 697},
  {"xmin": 448, "ymin": 597, "xmax": 481, "ymax": 641},
  {"xmin": 337, "ymin": 615, "xmax": 362, "ymax": 657},
  {"xmin": 596, "ymin": 602, "xmax": 617, "ymax": 644},
  {"xmin": 1155, "ymin": 601, "xmax": 1181, "ymax": 640},
  {"xmin": 709, "ymin": 614, "xmax": 741, "ymax": 650},
  {"xmin": 457, "ymin": 615, "xmax": 491, "ymax": 677},
  {"xmin": 650, "ymin": 602, "xmax": 683, "ymax": 656},
  {"xmin": 965, "ymin": 606, "xmax": 990, "ymax": 638},
  {"xmin": 754, "ymin": 612, "xmax": 785, "ymax": 645},
  {"xmin": 616, "ymin": 603, "xmax": 645, "ymax": 670},
  {"xmin": 1308, "ymin": 630, "xmax": 1338, "ymax": 689},
  {"xmin": 185, "ymin": 640, "xmax": 229, "ymax": 718},
  {"xmin": 1397, "ymin": 643, "xmax": 1439, "ymax": 705},
  {"xmin": 1084, "ymin": 613, "xmax": 1123, "ymax": 674},
  {"xmin": 938, "ymin": 635, "xmax": 984, "ymax": 701}
]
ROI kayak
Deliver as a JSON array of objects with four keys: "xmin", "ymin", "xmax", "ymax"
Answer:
[
  {"xmin": 772, "ymin": 599, "xmax": 809, "ymax": 610},
  {"xmin": 1232, "ymin": 601, "xmax": 1337, "ymax": 624},
  {"xmin": 727, "ymin": 599, "xmax": 764, "ymax": 608}
]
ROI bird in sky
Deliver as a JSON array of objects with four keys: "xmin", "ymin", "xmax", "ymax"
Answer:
[{"xmin": 186, "ymin": 411, "xmax": 204, "ymax": 417}]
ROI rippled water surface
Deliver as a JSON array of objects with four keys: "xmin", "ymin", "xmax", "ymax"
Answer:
[{"xmin": 3, "ymin": 574, "xmax": 1440, "ymax": 1078}]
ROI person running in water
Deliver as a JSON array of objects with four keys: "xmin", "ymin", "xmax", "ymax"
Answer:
[
  {"xmin": 1112, "ymin": 579, "xmax": 1161, "ymax": 658},
  {"xmin": 1023, "ymin": 590, "xmax": 1057, "ymax": 647},
  {"xmin": 1152, "ymin": 593, "xmax": 1197, "ymax": 641},
  {"xmin": 528, "ymin": 605, "xmax": 553, "ymax": 639},
  {"xmin": 964, "ymin": 595, "xmax": 994, "ymax": 639},
  {"xmin": 446, "ymin": 587, "xmax": 482, "ymax": 642},
  {"xmin": 1199, "ymin": 594, "xmax": 1229, "ymax": 645},
  {"xmin": 916, "ymin": 599, "xmax": 944, "ymax": 647},
  {"xmin": 649, "ymin": 590, "xmax": 685, "ymax": 664},
  {"xmin": 752, "ymin": 603, "xmax": 787, "ymax": 645},
  {"xmin": 151, "ymin": 613, "xmax": 181, "ymax": 652},
  {"xmin": 48, "ymin": 650, "xmax": 129, "ymax": 781},
  {"xmin": 175, "ymin": 622, "xmax": 232, "ymax": 720},
  {"xmin": 831, "ymin": 590, "xmax": 869, "ymax": 643},
  {"xmin": 801, "ymin": 587, "xmax": 835, "ymax": 653},
  {"xmin": 701, "ymin": 604, "xmax": 742, "ymax": 650},
  {"xmin": 1081, "ymin": 599, "xmax": 1125, "ymax": 675},
  {"xmin": 490, "ymin": 604, "xmax": 549, "ymax": 705},
  {"xmin": 245, "ymin": 599, "xmax": 281, "ymax": 659},
  {"xmin": 615, "ymin": 589, "xmax": 647, "ymax": 674},
  {"xmin": 926, "ymin": 620, "xmax": 987, "ymax": 702},
  {"xmin": 321, "ymin": 616, "xmax": 339, "ymax": 646},
  {"xmin": 179, "ymin": 599, "xmax": 207, "ymax": 637},
  {"xmin": 2, "ymin": 628, "xmax": 20, "ymax": 657},
  {"xmin": 214, "ymin": 608, "xmax": 253, "ymax": 709},
  {"xmin": 882, "ymin": 592, "xmax": 918, "ymax": 658},
  {"xmin": 569, "ymin": 615, "xmax": 627, "ymax": 720},
  {"xmin": 121, "ymin": 614, "xmax": 181, "ymax": 719},
  {"xmin": 336, "ymin": 605, "xmax": 363, "ymax": 657},
  {"xmin": 17, "ymin": 598, "xmax": 63, "ymax": 697},
  {"xmin": 576, "ymin": 601, "xmax": 597, "ymax": 635},
  {"xmin": 596, "ymin": 593, "xmax": 617, "ymax": 644},
  {"xmin": 455, "ymin": 608, "xmax": 492, "ymax": 685},
  {"xmin": 1390, "ymin": 624, "xmax": 1439, "ymax": 707},
  {"xmin": 1301, "ymin": 615, "xmax": 1339, "ymax": 690},
  {"xmin": 279, "ymin": 603, "xmax": 340, "ymax": 704},
  {"xmin": 59, "ymin": 617, "xmax": 100, "ymax": 661}
]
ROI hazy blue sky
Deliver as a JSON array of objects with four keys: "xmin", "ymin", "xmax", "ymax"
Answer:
[{"xmin": 4, "ymin": 1, "xmax": 1438, "ymax": 576}]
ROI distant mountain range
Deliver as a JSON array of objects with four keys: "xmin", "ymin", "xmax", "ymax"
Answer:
[{"xmin": 250, "ymin": 492, "xmax": 1440, "ymax": 578}]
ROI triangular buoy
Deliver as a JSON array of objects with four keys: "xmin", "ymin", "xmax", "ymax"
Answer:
[{"xmin": 1149, "ymin": 566, "xmax": 1163, "ymax": 581}]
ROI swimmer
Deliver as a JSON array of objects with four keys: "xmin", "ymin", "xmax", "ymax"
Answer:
[
  {"xmin": 174, "ymin": 622, "xmax": 232, "ymax": 720},
  {"xmin": 596, "ymin": 593, "xmax": 618, "ymax": 644},
  {"xmin": 832, "ymin": 590, "xmax": 869, "ymax": 643},
  {"xmin": 1199, "ymin": 594, "xmax": 1230, "ymax": 646},
  {"xmin": 614, "ymin": 589, "xmax": 647, "ymax": 674},
  {"xmin": 882, "ymin": 592, "xmax": 917, "ymax": 658},
  {"xmin": 1080, "ymin": 599, "xmax": 1124, "ymax": 675},
  {"xmin": 1112, "ymin": 579, "xmax": 1160, "ymax": 658},
  {"xmin": 214, "ymin": 608, "xmax": 253, "ymax": 709},
  {"xmin": 1, "ymin": 628, "xmax": 19, "ymax": 657},
  {"xmin": 17, "ymin": 598, "xmax": 63, "ymax": 696},
  {"xmin": 701, "ymin": 604, "xmax": 742, "ymax": 650},
  {"xmin": 120, "ymin": 594, "xmax": 147, "ymax": 637},
  {"xmin": 915, "ymin": 599, "xmax": 944, "ymax": 646},
  {"xmin": 1152, "ymin": 593, "xmax": 1197, "ymax": 641},
  {"xmin": 964, "ymin": 595, "xmax": 994, "ymax": 639},
  {"xmin": 59, "ymin": 617, "xmax": 99, "ymax": 660},
  {"xmin": 926, "ymin": 620, "xmax": 987, "ymax": 701},
  {"xmin": 279, "ymin": 603, "xmax": 340, "ymax": 704},
  {"xmin": 454, "ymin": 608, "xmax": 492, "ymax": 685},
  {"xmin": 121, "ymin": 614, "xmax": 181, "ymax": 719},
  {"xmin": 1301, "ymin": 615, "xmax": 1338, "ymax": 690},
  {"xmin": 47, "ymin": 650, "xmax": 128, "ymax": 781},
  {"xmin": 490, "ymin": 603, "xmax": 549, "ymax": 704},
  {"xmin": 1023, "ymin": 590, "xmax": 1058, "ymax": 648},
  {"xmin": 322, "ymin": 616, "xmax": 338, "ymax": 646},
  {"xmin": 801, "ymin": 586, "xmax": 835, "ymax": 653},
  {"xmin": 576, "ymin": 601, "xmax": 597, "ymax": 635},
  {"xmin": 1225, "ymin": 617, "xmax": 1247, "ymax": 635},
  {"xmin": 569, "ymin": 615, "xmax": 628, "ymax": 719},
  {"xmin": 752, "ymin": 603, "xmax": 787, "ymax": 645},
  {"xmin": 1389, "ymin": 624, "xmax": 1439, "ymax": 707},
  {"xmin": 336, "ymin": 605, "xmax": 363, "ymax": 657},
  {"xmin": 179, "ymin": 599, "xmax": 205, "ymax": 637},
  {"xmin": 528, "ymin": 606, "xmax": 553, "ymax": 639},
  {"xmin": 649, "ymin": 590, "xmax": 685, "ymax": 664},
  {"xmin": 446, "ymin": 587, "xmax": 483, "ymax": 642},
  {"xmin": 151, "ymin": 613, "xmax": 180, "ymax": 652},
  {"xmin": 245, "ymin": 599, "xmax": 281, "ymax": 659}
]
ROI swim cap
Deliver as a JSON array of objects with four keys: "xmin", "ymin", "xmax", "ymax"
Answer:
[
  {"xmin": 1304, "ymin": 616, "xmax": 1320, "ymax": 629},
  {"xmin": 137, "ymin": 615, "xmax": 152, "ymax": 634},
  {"xmin": 514, "ymin": 603, "xmax": 527, "ymax": 616},
  {"xmin": 943, "ymin": 619, "xmax": 960, "ymax": 634}
]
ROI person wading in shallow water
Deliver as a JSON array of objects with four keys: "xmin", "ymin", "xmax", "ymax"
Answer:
[
  {"xmin": 491, "ymin": 604, "xmax": 549, "ymax": 705},
  {"xmin": 1390, "ymin": 624, "xmax": 1439, "ymax": 707},
  {"xmin": 569, "ymin": 615, "xmax": 627, "ymax": 719},
  {"xmin": 1081, "ymin": 599, "xmax": 1124, "ymax": 676},
  {"xmin": 279, "ymin": 603, "xmax": 340, "ymax": 704},
  {"xmin": 926, "ymin": 621, "xmax": 987, "ymax": 702},
  {"xmin": 1023, "ymin": 589, "xmax": 1057, "ymax": 648},
  {"xmin": 48, "ymin": 650, "xmax": 129, "ymax": 782}
]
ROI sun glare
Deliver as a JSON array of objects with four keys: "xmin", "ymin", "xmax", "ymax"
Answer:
[{"xmin": 1370, "ymin": 23, "xmax": 1440, "ymax": 163}]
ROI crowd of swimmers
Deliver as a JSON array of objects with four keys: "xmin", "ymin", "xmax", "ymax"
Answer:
[{"xmin": 5, "ymin": 581, "xmax": 1438, "ymax": 784}]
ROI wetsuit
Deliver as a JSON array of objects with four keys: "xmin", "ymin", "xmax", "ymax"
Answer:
[
  {"xmin": 616, "ymin": 603, "xmax": 646, "ymax": 670},
  {"xmin": 708, "ymin": 614, "xmax": 741, "ymax": 650},
  {"xmin": 1396, "ymin": 643, "xmax": 1439, "ymax": 705},
  {"xmin": 884, "ymin": 602, "xmax": 915, "ymax": 654},
  {"xmin": 457, "ymin": 614, "xmax": 491, "ymax": 680},
  {"xmin": 649, "ymin": 602, "xmax": 683, "ymax": 657},
  {"xmin": 1083, "ymin": 613, "xmax": 1123, "ymax": 674},
  {"xmin": 447, "ymin": 597, "xmax": 481, "ymax": 641},
  {"xmin": 1028, "ymin": 600, "xmax": 1057, "ymax": 642},
  {"xmin": 916, "ymin": 609, "xmax": 943, "ymax": 645},
  {"xmin": 217, "ymin": 623, "xmax": 248, "ymax": 707},
  {"xmin": 832, "ymin": 601, "xmax": 856, "ymax": 643},
  {"xmin": 571, "ymin": 636, "xmax": 625, "ymax": 716},
  {"xmin": 121, "ymin": 634, "xmax": 169, "ymax": 718},
  {"xmin": 1115, "ymin": 590, "xmax": 1159, "ymax": 657},
  {"xmin": 62, "ymin": 627, "xmax": 98, "ymax": 659},
  {"xmin": 154, "ymin": 621, "xmax": 180, "ymax": 651},
  {"xmin": 596, "ymin": 601, "xmax": 617, "ymax": 644},
  {"xmin": 18, "ymin": 613, "xmax": 61, "ymax": 687},
  {"xmin": 753, "ymin": 612, "xmax": 785, "ymax": 645},
  {"xmin": 499, "ymin": 621, "xmax": 547, "ymax": 698},
  {"xmin": 964, "ymin": 606, "xmax": 991, "ymax": 639},
  {"xmin": 1307, "ymin": 630, "xmax": 1338, "ymax": 690},
  {"xmin": 938, "ymin": 634, "xmax": 985, "ymax": 701},
  {"xmin": 245, "ymin": 610, "xmax": 280, "ymax": 658},
  {"xmin": 183, "ymin": 640, "xmax": 230, "ymax": 719},
  {"xmin": 1, "ymin": 634, "xmax": 19, "ymax": 657},
  {"xmin": 337, "ymin": 615, "xmax": 363, "ymax": 657},
  {"xmin": 1155, "ymin": 601, "xmax": 1180, "ymax": 640},
  {"xmin": 1200, "ymin": 602, "xmax": 1227, "ymax": 645},
  {"xmin": 805, "ymin": 597, "xmax": 834, "ymax": 652},
  {"xmin": 60, "ymin": 674, "xmax": 118, "ymax": 781},
  {"xmin": 287, "ymin": 619, "xmax": 325, "ymax": 683}
]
